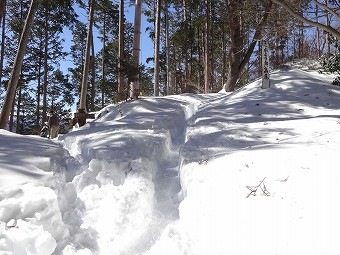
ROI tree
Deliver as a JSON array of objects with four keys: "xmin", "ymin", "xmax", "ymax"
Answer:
[
  {"xmin": 3, "ymin": 0, "xmax": 36, "ymax": 132},
  {"xmin": 35, "ymin": 0, "xmax": 71, "ymax": 122},
  {"xmin": 0, "ymin": 0, "xmax": 38, "ymax": 129},
  {"xmin": 30, "ymin": 0, "xmax": 76, "ymax": 129},
  {"xmin": 118, "ymin": 0, "xmax": 124, "ymax": 94},
  {"xmin": 223, "ymin": 0, "xmax": 273, "ymax": 91},
  {"xmin": 0, "ymin": 0, "xmax": 6, "ymax": 23},
  {"xmin": 130, "ymin": 0, "xmax": 142, "ymax": 99},
  {"xmin": 1, "ymin": 0, "xmax": 76, "ymax": 133},
  {"xmin": 49, "ymin": 69, "xmax": 75, "ymax": 110},
  {"xmin": 165, "ymin": 1, "xmax": 170, "ymax": 95},
  {"xmin": 271, "ymin": 0, "xmax": 340, "ymax": 39},
  {"xmin": 0, "ymin": 0, "xmax": 6, "ymax": 93},
  {"xmin": 204, "ymin": 0, "xmax": 211, "ymax": 93},
  {"xmin": 69, "ymin": 20, "xmax": 87, "ymax": 113},
  {"xmin": 95, "ymin": 0, "xmax": 119, "ymax": 106},
  {"xmin": 154, "ymin": 0, "xmax": 161, "ymax": 96},
  {"xmin": 80, "ymin": 0, "xmax": 95, "ymax": 111}
]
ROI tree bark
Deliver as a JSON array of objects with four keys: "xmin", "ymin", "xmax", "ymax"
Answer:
[
  {"xmin": 9, "ymin": 94, "xmax": 14, "ymax": 131},
  {"xmin": 165, "ymin": 1, "xmax": 170, "ymax": 95},
  {"xmin": 325, "ymin": 0, "xmax": 330, "ymax": 54},
  {"xmin": 80, "ymin": 0, "xmax": 95, "ymax": 110},
  {"xmin": 0, "ymin": 0, "xmax": 38, "ymax": 129},
  {"xmin": 101, "ymin": 12, "xmax": 106, "ymax": 108},
  {"xmin": 130, "ymin": 0, "xmax": 142, "ymax": 99},
  {"xmin": 0, "ymin": 0, "xmax": 6, "ymax": 25},
  {"xmin": 315, "ymin": 5, "xmax": 321, "ymax": 58},
  {"xmin": 204, "ymin": 0, "xmax": 210, "ymax": 93},
  {"xmin": 153, "ymin": 0, "xmax": 161, "ymax": 96},
  {"xmin": 15, "ymin": 82, "xmax": 22, "ymax": 133},
  {"xmin": 0, "ymin": 0, "xmax": 6, "ymax": 93},
  {"xmin": 35, "ymin": 40, "xmax": 43, "ymax": 130},
  {"xmin": 90, "ymin": 34, "xmax": 95, "ymax": 111},
  {"xmin": 118, "ymin": 0, "xmax": 124, "ymax": 94},
  {"xmin": 42, "ymin": 10, "xmax": 49, "ymax": 123},
  {"xmin": 182, "ymin": 0, "xmax": 188, "ymax": 92},
  {"xmin": 224, "ymin": 0, "xmax": 272, "ymax": 91},
  {"xmin": 224, "ymin": 0, "xmax": 243, "ymax": 91}
]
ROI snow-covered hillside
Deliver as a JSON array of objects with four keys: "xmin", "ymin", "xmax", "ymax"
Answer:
[{"xmin": 1, "ymin": 68, "xmax": 340, "ymax": 254}]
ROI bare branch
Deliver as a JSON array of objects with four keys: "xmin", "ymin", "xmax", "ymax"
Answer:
[
  {"xmin": 312, "ymin": 0, "xmax": 340, "ymax": 20},
  {"xmin": 246, "ymin": 177, "xmax": 270, "ymax": 198},
  {"xmin": 271, "ymin": 0, "xmax": 340, "ymax": 39}
]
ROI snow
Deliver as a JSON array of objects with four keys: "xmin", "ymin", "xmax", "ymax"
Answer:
[{"xmin": 1, "ymin": 67, "xmax": 340, "ymax": 254}]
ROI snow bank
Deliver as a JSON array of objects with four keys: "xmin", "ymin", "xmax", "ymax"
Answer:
[
  {"xmin": 0, "ymin": 183, "xmax": 69, "ymax": 254},
  {"xmin": 57, "ymin": 95, "xmax": 208, "ymax": 254},
  {"xmin": 171, "ymin": 69, "xmax": 340, "ymax": 254},
  {"xmin": 2, "ymin": 68, "xmax": 340, "ymax": 254}
]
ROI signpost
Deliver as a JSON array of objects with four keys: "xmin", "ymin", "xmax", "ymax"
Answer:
[{"xmin": 261, "ymin": 38, "xmax": 270, "ymax": 89}]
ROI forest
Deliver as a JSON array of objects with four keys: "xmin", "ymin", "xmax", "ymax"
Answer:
[{"xmin": 0, "ymin": 0, "xmax": 339, "ymax": 135}]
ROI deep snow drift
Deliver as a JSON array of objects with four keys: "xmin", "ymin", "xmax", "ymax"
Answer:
[{"xmin": 1, "ymin": 67, "xmax": 340, "ymax": 254}]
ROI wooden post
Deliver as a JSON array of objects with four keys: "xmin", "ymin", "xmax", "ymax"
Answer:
[{"xmin": 261, "ymin": 38, "xmax": 270, "ymax": 89}]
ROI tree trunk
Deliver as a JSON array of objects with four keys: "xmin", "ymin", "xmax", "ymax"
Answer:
[
  {"xmin": 9, "ymin": 94, "xmax": 14, "ymax": 131},
  {"xmin": 204, "ymin": 0, "xmax": 210, "ymax": 93},
  {"xmin": 293, "ymin": 32, "xmax": 296, "ymax": 59},
  {"xmin": 153, "ymin": 0, "xmax": 161, "ymax": 96},
  {"xmin": 221, "ymin": 31, "xmax": 226, "ymax": 87},
  {"xmin": 42, "ymin": 10, "xmax": 49, "ymax": 123},
  {"xmin": 101, "ymin": 12, "xmax": 106, "ymax": 108},
  {"xmin": 80, "ymin": 0, "xmax": 95, "ymax": 110},
  {"xmin": 130, "ymin": 0, "xmax": 142, "ymax": 99},
  {"xmin": 198, "ymin": 23, "xmax": 203, "ymax": 92},
  {"xmin": 15, "ymin": 82, "xmax": 22, "ymax": 133},
  {"xmin": 90, "ymin": 34, "xmax": 95, "ymax": 112},
  {"xmin": 0, "ymin": 0, "xmax": 6, "ymax": 92},
  {"xmin": 165, "ymin": 1, "xmax": 170, "ymax": 95},
  {"xmin": 118, "ymin": 0, "xmax": 124, "ymax": 94},
  {"xmin": 315, "ymin": 5, "xmax": 321, "ymax": 58},
  {"xmin": 35, "ymin": 40, "xmax": 43, "ymax": 130},
  {"xmin": 0, "ymin": 0, "xmax": 6, "ymax": 24},
  {"xmin": 209, "ymin": 0, "xmax": 214, "ymax": 91},
  {"xmin": 0, "ymin": 0, "xmax": 38, "ymax": 129},
  {"xmin": 224, "ymin": 0, "xmax": 272, "ymax": 91},
  {"xmin": 224, "ymin": 0, "xmax": 243, "ymax": 92},
  {"xmin": 182, "ymin": 0, "xmax": 188, "ymax": 92},
  {"xmin": 325, "ymin": 0, "xmax": 330, "ymax": 54}
]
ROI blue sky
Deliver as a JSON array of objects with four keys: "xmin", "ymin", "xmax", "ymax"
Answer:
[{"xmin": 60, "ymin": 3, "xmax": 153, "ymax": 74}]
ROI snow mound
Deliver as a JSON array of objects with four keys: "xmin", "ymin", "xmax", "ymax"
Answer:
[{"xmin": 0, "ymin": 183, "xmax": 69, "ymax": 254}]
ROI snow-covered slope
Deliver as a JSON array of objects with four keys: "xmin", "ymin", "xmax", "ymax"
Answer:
[{"xmin": 1, "ymin": 68, "xmax": 340, "ymax": 254}]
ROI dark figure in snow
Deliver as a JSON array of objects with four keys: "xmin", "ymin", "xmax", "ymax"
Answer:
[
  {"xmin": 68, "ymin": 108, "xmax": 87, "ymax": 128},
  {"xmin": 76, "ymin": 108, "xmax": 87, "ymax": 127},
  {"xmin": 48, "ymin": 110, "xmax": 59, "ymax": 139}
]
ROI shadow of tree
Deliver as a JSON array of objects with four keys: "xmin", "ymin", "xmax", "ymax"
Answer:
[{"xmin": 181, "ymin": 69, "xmax": 340, "ymax": 163}]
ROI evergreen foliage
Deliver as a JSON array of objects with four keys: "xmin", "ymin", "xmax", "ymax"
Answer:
[{"xmin": 320, "ymin": 36, "xmax": 340, "ymax": 86}]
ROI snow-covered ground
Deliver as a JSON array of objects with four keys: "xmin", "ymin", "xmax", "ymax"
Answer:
[{"xmin": 1, "ymin": 67, "xmax": 340, "ymax": 255}]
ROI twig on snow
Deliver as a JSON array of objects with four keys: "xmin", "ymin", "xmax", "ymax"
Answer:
[{"xmin": 246, "ymin": 177, "xmax": 270, "ymax": 198}]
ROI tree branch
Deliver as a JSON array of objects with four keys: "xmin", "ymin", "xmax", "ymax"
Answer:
[
  {"xmin": 312, "ymin": 0, "xmax": 340, "ymax": 20},
  {"xmin": 239, "ymin": 1, "xmax": 273, "ymax": 73},
  {"xmin": 271, "ymin": 0, "xmax": 340, "ymax": 39}
]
